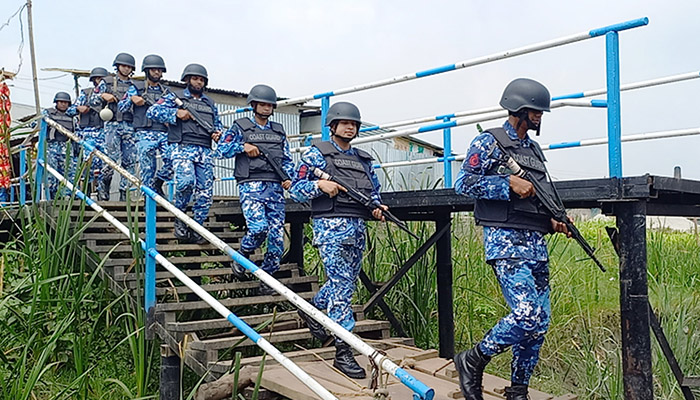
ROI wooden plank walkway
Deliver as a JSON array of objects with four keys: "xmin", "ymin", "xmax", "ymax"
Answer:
[{"xmin": 42, "ymin": 201, "xmax": 576, "ymax": 400}]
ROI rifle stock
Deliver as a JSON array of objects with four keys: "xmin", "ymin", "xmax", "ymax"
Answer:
[{"xmin": 173, "ymin": 96, "xmax": 216, "ymax": 134}]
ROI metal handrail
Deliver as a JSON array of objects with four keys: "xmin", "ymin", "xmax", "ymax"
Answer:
[{"xmin": 41, "ymin": 116, "xmax": 436, "ymax": 400}]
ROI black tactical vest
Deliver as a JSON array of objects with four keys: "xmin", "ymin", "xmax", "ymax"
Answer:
[
  {"xmin": 105, "ymin": 77, "xmax": 134, "ymax": 123},
  {"xmin": 473, "ymin": 128, "xmax": 555, "ymax": 233},
  {"xmin": 311, "ymin": 141, "xmax": 374, "ymax": 220},
  {"xmin": 131, "ymin": 81, "xmax": 169, "ymax": 132},
  {"xmin": 233, "ymin": 118, "xmax": 287, "ymax": 184},
  {"xmin": 167, "ymin": 91, "xmax": 216, "ymax": 149},
  {"xmin": 46, "ymin": 107, "xmax": 74, "ymax": 142},
  {"xmin": 77, "ymin": 88, "xmax": 104, "ymax": 130}
]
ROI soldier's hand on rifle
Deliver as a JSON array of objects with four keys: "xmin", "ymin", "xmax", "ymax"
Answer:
[
  {"xmin": 176, "ymin": 109, "xmax": 191, "ymax": 120},
  {"xmin": 244, "ymin": 143, "xmax": 260, "ymax": 157},
  {"xmin": 211, "ymin": 131, "xmax": 222, "ymax": 142},
  {"xmin": 551, "ymin": 217, "xmax": 573, "ymax": 238},
  {"xmin": 77, "ymin": 105, "xmax": 89, "ymax": 114},
  {"xmin": 510, "ymin": 175, "xmax": 536, "ymax": 198},
  {"xmin": 131, "ymin": 95, "xmax": 145, "ymax": 106},
  {"xmin": 101, "ymin": 93, "xmax": 117, "ymax": 103},
  {"xmin": 372, "ymin": 204, "xmax": 389, "ymax": 222},
  {"xmin": 318, "ymin": 180, "xmax": 346, "ymax": 198},
  {"xmin": 282, "ymin": 180, "xmax": 291, "ymax": 190}
]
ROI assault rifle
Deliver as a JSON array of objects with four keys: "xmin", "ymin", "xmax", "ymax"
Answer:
[
  {"xmin": 495, "ymin": 143, "xmax": 607, "ymax": 272},
  {"xmin": 308, "ymin": 166, "xmax": 419, "ymax": 240},
  {"xmin": 172, "ymin": 96, "xmax": 217, "ymax": 135},
  {"xmin": 257, "ymin": 146, "xmax": 291, "ymax": 182}
]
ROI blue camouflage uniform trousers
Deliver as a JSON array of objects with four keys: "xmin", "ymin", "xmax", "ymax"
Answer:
[
  {"xmin": 137, "ymin": 130, "xmax": 173, "ymax": 190},
  {"xmin": 101, "ymin": 121, "xmax": 136, "ymax": 191},
  {"xmin": 239, "ymin": 182, "xmax": 286, "ymax": 274},
  {"xmin": 312, "ymin": 217, "xmax": 366, "ymax": 332},
  {"xmin": 80, "ymin": 127, "xmax": 105, "ymax": 184},
  {"xmin": 479, "ymin": 258, "xmax": 551, "ymax": 385},
  {"xmin": 172, "ymin": 144, "xmax": 214, "ymax": 224},
  {"xmin": 47, "ymin": 141, "xmax": 67, "ymax": 198}
]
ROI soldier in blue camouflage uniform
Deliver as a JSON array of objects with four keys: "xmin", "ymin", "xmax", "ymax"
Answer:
[
  {"xmin": 67, "ymin": 67, "xmax": 109, "ymax": 193},
  {"xmin": 290, "ymin": 102, "xmax": 389, "ymax": 380},
  {"xmin": 147, "ymin": 63, "xmax": 222, "ymax": 243},
  {"xmin": 453, "ymin": 79, "xmax": 572, "ymax": 400},
  {"xmin": 119, "ymin": 54, "xmax": 172, "ymax": 196},
  {"xmin": 43, "ymin": 92, "xmax": 76, "ymax": 198},
  {"xmin": 218, "ymin": 84, "xmax": 294, "ymax": 295},
  {"xmin": 99, "ymin": 52, "xmax": 137, "ymax": 201}
]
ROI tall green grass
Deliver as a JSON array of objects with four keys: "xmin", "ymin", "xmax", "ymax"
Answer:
[{"xmin": 354, "ymin": 214, "xmax": 700, "ymax": 399}]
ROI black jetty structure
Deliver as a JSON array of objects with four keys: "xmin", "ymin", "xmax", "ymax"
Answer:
[{"xmin": 211, "ymin": 174, "xmax": 700, "ymax": 400}]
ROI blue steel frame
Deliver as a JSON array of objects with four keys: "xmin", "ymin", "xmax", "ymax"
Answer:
[{"xmin": 19, "ymin": 147, "xmax": 26, "ymax": 206}]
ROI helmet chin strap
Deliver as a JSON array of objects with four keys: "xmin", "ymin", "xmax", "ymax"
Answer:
[
  {"xmin": 147, "ymin": 70, "xmax": 160, "ymax": 84},
  {"xmin": 515, "ymin": 109, "xmax": 542, "ymax": 136},
  {"xmin": 252, "ymin": 102, "xmax": 273, "ymax": 119}
]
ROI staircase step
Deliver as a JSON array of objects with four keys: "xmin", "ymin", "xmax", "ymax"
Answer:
[
  {"xmin": 80, "ymin": 221, "xmax": 235, "ymax": 230},
  {"xmin": 141, "ymin": 275, "xmax": 318, "ymax": 296},
  {"xmin": 166, "ymin": 304, "xmax": 365, "ymax": 333},
  {"xmin": 91, "ymin": 242, "xmax": 236, "ymax": 254},
  {"xmin": 189, "ymin": 319, "xmax": 391, "ymax": 351},
  {"xmin": 154, "ymin": 291, "xmax": 315, "ymax": 312},
  {"xmin": 104, "ymin": 253, "xmax": 261, "ymax": 268},
  {"xmin": 207, "ymin": 337, "xmax": 415, "ymax": 373},
  {"xmin": 81, "ymin": 231, "xmax": 244, "ymax": 242},
  {"xmin": 166, "ymin": 310, "xmax": 302, "ymax": 332},
  {"xmin": 115, "ymin": 263, "xmax": 299, "ymax": 281}
]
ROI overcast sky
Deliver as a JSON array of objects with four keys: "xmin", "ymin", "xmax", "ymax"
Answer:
[{"xmin": 2, "ymin": 0, "xmax": 699, "ymax": 180}]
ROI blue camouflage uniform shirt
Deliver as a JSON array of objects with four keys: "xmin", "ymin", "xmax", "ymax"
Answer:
[
  {"xmin": 455, "ymin": 121, "xmax": 548, "ymax": 262},
  {"xmin": 289, "ymin": 140, "xmax": 382, "ymax": 249},
  {"xmin": 217, "ymin": 117, "xmax": 295, "ymax": 203},
  {"xmin": 66, "ymin": 82, "xmax": 104, "ymax": 117}
]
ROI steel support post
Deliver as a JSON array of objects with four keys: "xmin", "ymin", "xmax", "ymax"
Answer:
[
  {"xmin": 616, "ymin": 200, "xmax": 653, "ymax": 399},
  {"xmin": 159, "ymin": 344, "xmax": 180, "ymax": 400},
  {"xmin": 436, "ymin": 215, "xmax": 454, "ymax": 358}
]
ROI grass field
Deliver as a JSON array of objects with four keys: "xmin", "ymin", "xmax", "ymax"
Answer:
[{"xmin": 1, "ymin": 199, "xmax": 698, "ymax": 399}]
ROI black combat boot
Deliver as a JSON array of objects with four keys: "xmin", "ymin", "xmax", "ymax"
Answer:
[
  {"xmin": 297, "ymin": 307, "xmax": 329, "ymax": 342},
  {"xmin": 333, "ymin": 339, "xmax": 366, "ymax": 379},
  {"xmin": 174, "ymin": 220, "xmax": 191, "ymax": 243},
  {"xmin": 189, "ymin": 230, "xmax": 208, "ymax": 245},
  {"xmin": 231, "ymin": 251, "xmax": 252, "ymax": 281},
  {"xmin": 97, "ymin": 177, "xmax": 111, "ymax": 201},
  {"xmin": 504, "ymin": 384, "xmax": 529, "ymax": 400},
  {"xmin": 257, "ymin": 281, "xmax": 276, "ymax": 296},
  {"xmin": 153, "ymin": 177, "xmax": 165, "ymax": 197},
  {"xmin": 453, "ymin": 345, "xmax": 492, "ymax": 400},
  {"xmin": 119, "ymin": 190, "xmax": 127, "ymax": 202}
]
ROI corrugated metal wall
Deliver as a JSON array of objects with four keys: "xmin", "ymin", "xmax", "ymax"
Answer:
[
  {"xmin": 213, "ymin": 105, "xmax": 300, "ymax": 197},
  {"xmin": 213, "ymin": 105, "xmax": 450, "ymax": 197}
]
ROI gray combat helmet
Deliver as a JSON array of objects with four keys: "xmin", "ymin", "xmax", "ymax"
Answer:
[
  {"xmin": 325, "ymin": 102, "xmax": 362, "ymax": 126},
  {"xmin": 53, "ymin": 91, "xmax": 71, "ymax": 103},
  {"xmin": 141, "ymin": 54, "xmax": 166, "ymax": 72},
  {"xmin": 180, "ymin": 63, "xmax": 208, "ymax": 84},
  {"xmin": 247, "ymin": 84, "xmax": 277, "ymax": 106},
  {"xmin": 113, "ymin": 52, "xmax": 136, "ymax": 68},
  {"xmin": 89, "ymin": 67, "xmax": 109, "ymax": 81},
  {"xmin": 499, "ymin": 78, "xmax": 551, "ymax": 112}
]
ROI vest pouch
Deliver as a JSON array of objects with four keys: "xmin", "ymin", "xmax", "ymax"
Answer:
[{"xmin": 336, "ymin": 179, "xmax": 372, "ymax": 205}]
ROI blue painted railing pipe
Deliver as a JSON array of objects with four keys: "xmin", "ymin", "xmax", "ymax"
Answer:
[
  {"xmin": 35, "ymin": 120, "xmax": 47, "ymax": 203},
  {"xmin": 144, "ymin": 189, "xmax": 157, "ymax": 315},
  {"xmin": 42, "ymin": 117, "xmax": 434, "ymax": 399},
  {"xmin": 442, "ymin": 117, "xmax": 453, "ymax": 188},
  {"xmin": 220, "ymin": 17, "xmax": 648, "ymax": 117},
  {"xmin": 19, "ymin": 148, "xmax": 26, "ymax": 206},
  {"xmin": 606, "ymin": 31, "xmax": 623, "ymax": 178},
  {"xmin": 40, "ymin": 161, "xmax": 339, "ymax": 400}
]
